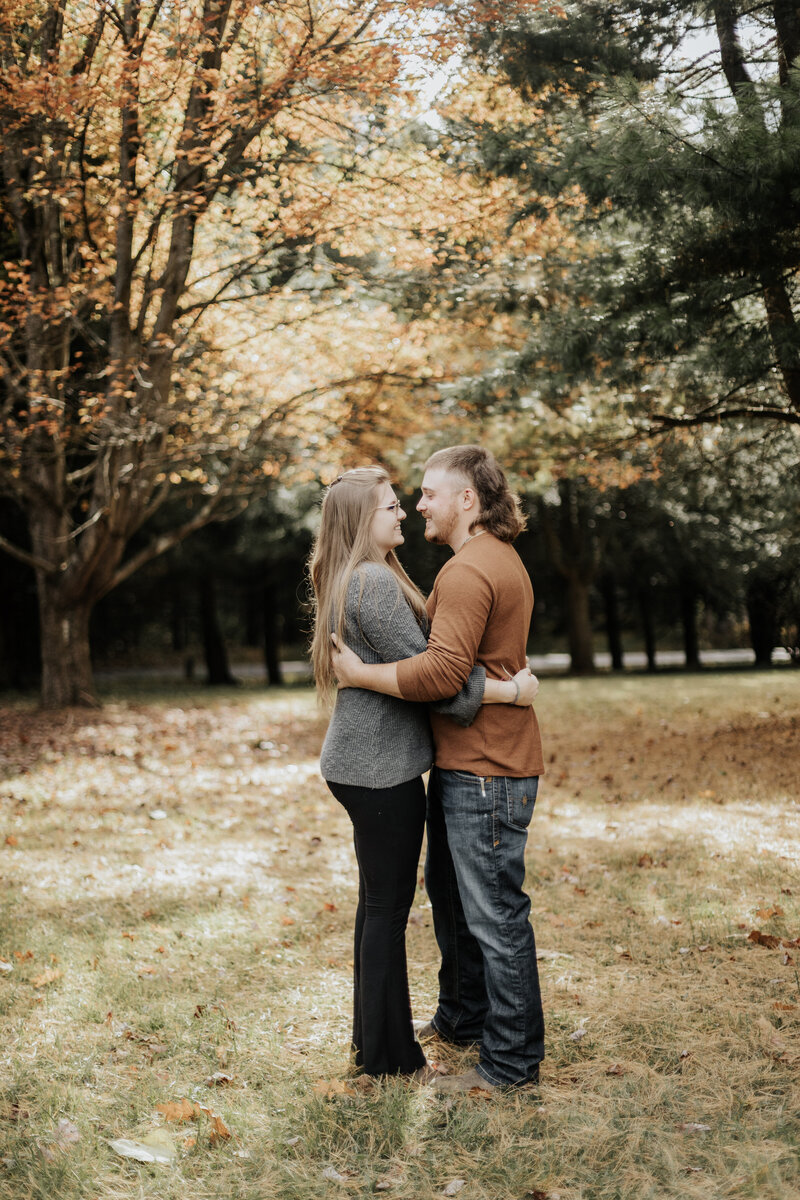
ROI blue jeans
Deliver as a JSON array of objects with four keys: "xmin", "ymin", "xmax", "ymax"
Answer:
[{"xmin": 425, "ymin": 766, "xmax": 544, "ymax": 1086}]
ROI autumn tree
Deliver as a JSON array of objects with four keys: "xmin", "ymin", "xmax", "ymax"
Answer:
[{"xmin": 1, "ymin": 0, "xmax": 534, "ymax": 706}]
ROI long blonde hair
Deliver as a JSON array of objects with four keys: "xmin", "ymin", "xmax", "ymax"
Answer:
[{"xmin": 308, "ymin": 466, "xmax": 427, "ymax": 695}]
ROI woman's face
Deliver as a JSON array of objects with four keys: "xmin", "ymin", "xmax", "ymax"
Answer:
[{"xmin": 370, "ymin": 483, "xmax": 406, "ymax": 557}]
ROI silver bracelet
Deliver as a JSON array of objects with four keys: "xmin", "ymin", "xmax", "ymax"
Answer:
[{"xmin": 511, "ymin": 678, "xmax": 520, "ymax": 705}]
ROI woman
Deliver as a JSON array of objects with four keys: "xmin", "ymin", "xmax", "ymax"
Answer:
[{"xmin": 308, "ymin": 466, "xmax": 535, "ymax": 1082}]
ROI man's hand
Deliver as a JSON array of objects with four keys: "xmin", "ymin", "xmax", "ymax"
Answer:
[
  {"xmin": 330, "ymin": 633, "xmax": 365, "ymax": 689},
  {"xmin": 511, "ymin": 666, "xmax": 539, "ymax": 706}
]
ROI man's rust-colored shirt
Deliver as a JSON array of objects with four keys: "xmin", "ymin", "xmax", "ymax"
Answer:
[{"xmin": 396, "ymin": 532, "xmax": 545, "ymax": 777}]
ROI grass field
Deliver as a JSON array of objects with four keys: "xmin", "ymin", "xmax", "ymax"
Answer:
[{"xmin": 1, "ymin": 670, "xmax": 798, "ymax": 1200}]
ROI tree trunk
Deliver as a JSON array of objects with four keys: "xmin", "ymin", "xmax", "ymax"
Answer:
[
  {"xmin": 600, "ymin": 572, "xmax": 624, "ymax": 670},
  {"xmin": 637, "ymin": 585, "xmax": 657, "ymax": 672},
  {"xmin": 244, "ymin": 585, "xmax": 260, "ymax": 648},
  {"xmin": 263, "ymin": 585, "xmax": 284, "ymax": 686},
  {"xmin": 680, "ymin": 579, "xmax": 701, "ymax": 669},
  {"xmin": 198, "ymin": 574, "xmax": 236, "ymax": 685},
  {"xmin": 746, "ymin": 577, "xmax": 778, "ymax": 666},
  {"xmin": 36, "ymin": 576, "xmax": 97, "ymax": 707},
  {"xmin": 171, "ymin": 586, "xmax": 188, "ymax": 652},
  {"xmin": 565, "ymin": 572, "xmax": 595, "ymax": 674}
]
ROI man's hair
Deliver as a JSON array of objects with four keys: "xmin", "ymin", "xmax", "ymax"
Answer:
[{"xmin": 424, "ymin": 445, "xmax": 526, "ymax": 542}]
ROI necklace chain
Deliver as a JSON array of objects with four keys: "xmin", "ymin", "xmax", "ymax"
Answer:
[{"xmin": 457, "ymin": 528, "xmax": 486, "ymax": 553}]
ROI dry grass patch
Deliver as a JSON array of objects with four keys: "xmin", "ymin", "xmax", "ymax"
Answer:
[{"xmin": 1, "ymin": 671, "xmax": 799, "ymax": 1200}]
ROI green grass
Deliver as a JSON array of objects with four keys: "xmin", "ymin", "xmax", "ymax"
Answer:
[{"xmin": 1, "ymin": 672, "xmax": 799, "ymax": 1199}]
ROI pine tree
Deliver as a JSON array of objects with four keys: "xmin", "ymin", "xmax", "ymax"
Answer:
[{"xmin": 447, "ymin": 0, "xmax": 800, "ymax": 430}]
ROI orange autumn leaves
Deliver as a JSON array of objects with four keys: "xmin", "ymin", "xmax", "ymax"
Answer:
[{"xmin": 156, "ymin": 1097, "xmax": 231, "ymax": 1145}]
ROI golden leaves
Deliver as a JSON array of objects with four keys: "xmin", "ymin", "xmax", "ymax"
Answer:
[
  {"xmin": 156, "ymin": 1098, "xmax": 232, "ymax": 1144},
  {"xmin": 31, "ymin": 967, "xmax": 62, "ymax": 988}
]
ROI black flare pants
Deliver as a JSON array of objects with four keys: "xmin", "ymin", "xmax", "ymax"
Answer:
[{"xmin": 326, "ymin": 775, "xmax": 427, "ymax": 1077}]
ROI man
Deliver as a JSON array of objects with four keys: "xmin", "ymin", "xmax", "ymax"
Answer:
[{"xmin": 332, "ymin": 445, "xmax": 545, "ymax": 1091}]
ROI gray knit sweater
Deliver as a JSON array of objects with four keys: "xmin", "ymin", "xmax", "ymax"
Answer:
[{"xmin": 320, "ymin": 562, "xmax": 486, "ymax": 788}]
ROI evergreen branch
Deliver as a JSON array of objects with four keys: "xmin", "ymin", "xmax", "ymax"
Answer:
[{"xmin": 653, "ymin": 405, "xmax": 800, "ymax": 429}]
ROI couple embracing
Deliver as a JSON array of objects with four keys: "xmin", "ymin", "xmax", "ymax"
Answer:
[{"xmin": 308, "ymin": 445, "xmax": 545, "ymax": 1092}]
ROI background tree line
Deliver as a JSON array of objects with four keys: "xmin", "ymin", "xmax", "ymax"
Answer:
[{"xmin": 2, "ymin": 419, "xmax": 797, "ymax": 691}]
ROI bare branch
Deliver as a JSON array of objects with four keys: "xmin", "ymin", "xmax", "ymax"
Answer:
[
  {"xmin": 0, "ymin": 533, "xmax": 62, "ymax": 574},
  {"xmin": 104, "ymin": 491, "xmax": 230, "ymax": 594}
]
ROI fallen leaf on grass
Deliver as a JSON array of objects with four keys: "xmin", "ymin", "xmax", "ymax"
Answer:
[
  {"xmin": 31, "ymin": 968, "xmax": 61, "ymax": 988},
  {"xmin": 748, "ymin": 930, "xmax": 780, "ymax": 949},
  {"xmin": 755, "ymin": 907, "xmax": 784, "ymax": 920},
  {"xmin": 677, "ymin": 1123, "xmax": 711, "ymax": 1133},
  {"xmin": 53, "ymin": 1118, "xmax": 80, "ymax": 1147},
  {"xmin": 375, "ymin": 1166, "xmax": 405, "ymax": 1190},
  {"xmin": 605, "ymin": 1063, "xmax": 625, "ymax": 1076},
  {"xmin": 773, "ymin": 1002, "xmax": 796, "ymax": 1012},
  {"xmin": 156, "ymin": 1098, "xmax": 196, "ymax": 1122},
  {"xmin": 756, "ymin": 1016, "xmax": 787, "ymax": 1055},
  {"xmin": 613, "ymin": 945, "xmax": 631, "ymax": 959},
  {"xmin": 40, "ymin": 1118, "xmax": 80, "ymax": 1159},
  {"xmin": 0, "ymin": 1102, "xmax": 29, "ymax": 1122},
  {"xmin": 155, "ymin": 1098, "xmax": 231, "ymax": 1143},
  {"xmin": 313, "ymin": 1078, "xmax": 355, "ymax": 1100},
  {"xmin": 441, "ymin": 1181, "xmax": 467, "ymax": 1197},
  {"xmin": 321, "ymin": 1163, "xmax": 355, "ymax": 1182},
  {"xmin": 109, "ymin": 1129, "xmax": 178, "ymax": 1165},
  {"xmin": 204, "ymin": 1072, "xmax": 234, "ymax": 1086},
  {"xmin": 5, "ymin": 835, "xmax": 18, "ymax": 846}
]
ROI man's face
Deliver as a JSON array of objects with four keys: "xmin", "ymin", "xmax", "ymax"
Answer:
[{"xmin": 416, "ymin": 467, "xmax": 465, "ymax": 545}]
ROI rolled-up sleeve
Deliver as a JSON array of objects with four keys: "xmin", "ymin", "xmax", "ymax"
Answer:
[{"xmin": 396, "ymin": 562, "xmax": 494, "ymax": 702}]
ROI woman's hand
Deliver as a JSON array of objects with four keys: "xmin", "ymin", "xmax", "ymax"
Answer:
[
  {"xmin": 510, "ymin": 666, "xmax": 539, "ymax": 706},
  {"xmin": 330, "ymin": 633, "xmax": 365, "ymax": 689}
]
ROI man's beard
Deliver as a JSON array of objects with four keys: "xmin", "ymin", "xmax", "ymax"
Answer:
[{"xmin": 424, "ymin": 501, "xmax": 460, "ymax": 545}]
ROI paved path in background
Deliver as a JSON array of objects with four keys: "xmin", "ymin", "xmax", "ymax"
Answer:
[{"xmin": 95, "ymin": 647, "xmax": 791, "ymax": 683}]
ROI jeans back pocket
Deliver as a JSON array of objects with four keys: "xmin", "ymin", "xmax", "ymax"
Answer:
[{"xmin": 504, "ymin": 776, "xmax": 539, "ymax": 830}]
